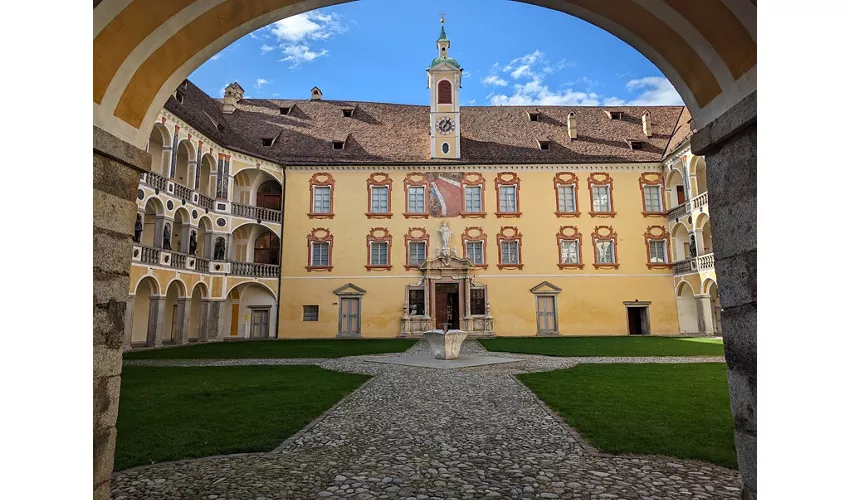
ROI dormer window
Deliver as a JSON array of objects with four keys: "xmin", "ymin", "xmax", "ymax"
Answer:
[
  {"xmin": 182, "ymin": 80, "xmax": 189, "ymax": 89},
  {"xmin": 175, "ymin": 91, "xmax": 183, "ymax": 104},
  {"xmin": 529, "ymin": 112, "xmax": 540, "ymax": 122},
  {"xmin": 216, "ymin": 123, "xmax": 225, "ymax": 133},
  {"xmin": 607, "ymin": 111, "xmax": 623, "ymax": 120},
  {"xmin": 538, "ymin": 140, "xmax": 550, "ymax": 150},
  {"xmin": 626, "ymin": 140, "xmax": 645, "ymax": 150},
  {"xmin": 332, "ymin": 141, "xmax": 345, "ymax": 150},
  {"xmin": 279, "ymin": 106, "xmax": 290, "ymax": 115},
  {"xmin": 342, "ymin": 108, "xmax": 354, "ymax": 118},
  {"xmin": 261, "ymin": 137, "xmax": 274, "ymax": 147}
]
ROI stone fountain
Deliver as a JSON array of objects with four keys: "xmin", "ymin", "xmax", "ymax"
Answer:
[{"xmin": 422, "ymin": 328, "xmax": 468, "ymax": 360}]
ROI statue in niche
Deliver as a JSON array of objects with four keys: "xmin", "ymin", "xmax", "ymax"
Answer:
[
  {"xmin": 189, "ymin": 230, "xmax": 197, "ymax": 256},
  {"xmin": 214, "ymin": 237, "xmax": 226, "ymax": 260},
  {"xmin": 163, "ymin": 223, "xmax": 172, "ymax": 250},
  {"xmin": 438, "ymin": 222, "xmax": 452, "ymax": 258},
  {"xmin": 132, "ymin": 214, "xmax": 143, "ymax": 243},
  {"xmin": 689, "ymin": 233, "xmax": 697, "ymax": 258}
]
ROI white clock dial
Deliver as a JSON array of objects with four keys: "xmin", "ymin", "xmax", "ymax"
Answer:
[{"xmin": 436, "ymin": 117, "xmax": 455, "ymax": 135}]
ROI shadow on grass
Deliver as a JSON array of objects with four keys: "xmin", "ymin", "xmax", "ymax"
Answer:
[
  {"xmin": 480, "ymin": 336, "xmax": 724, "ymax": 357},
  {"xmin": 124, "ymin": 338, "xmax": 418, "ymax": 360}
]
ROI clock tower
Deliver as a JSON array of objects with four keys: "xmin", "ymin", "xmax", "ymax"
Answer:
[{"xmin": 427, "ymin": 15, "xmax": 462, "ymax": 159}]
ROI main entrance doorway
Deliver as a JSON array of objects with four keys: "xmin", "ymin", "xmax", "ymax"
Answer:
[
  {"xmin": 338, "ymin": 297, "xmax": 361, "ymax": 337},
  {"xmin": 434, "ymin": 283, "xmax": 459, "ymax": 331},
  {"xmin": 250, "ymin": 308, "xmax": 269, "ymax": 338},
  {"xmin": 627, "ymin": 306, "xmax": 650, "ymax": 335}
]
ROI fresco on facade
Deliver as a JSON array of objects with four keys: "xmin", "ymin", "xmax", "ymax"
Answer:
[{"xmin": 426, "ymin": 172, "xmax": 463, "ymax": 218}]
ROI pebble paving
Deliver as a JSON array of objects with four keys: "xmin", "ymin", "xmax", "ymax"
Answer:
[{"xmin": 113, "ymin": 341, "xmax": 739, "ymax": 499}]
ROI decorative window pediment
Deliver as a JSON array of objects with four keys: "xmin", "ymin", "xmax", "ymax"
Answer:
[
  {"xmin": 530, "ymin": 281, "xmax": 563, "ymax": 294},
  {"xmin": 333, "ymin": 283, "xmax": 367, "ymax": 296}
]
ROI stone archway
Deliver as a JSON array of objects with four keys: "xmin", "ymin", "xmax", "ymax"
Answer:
[{"xmin": 92, "ymin": 3, "xmax": 757, "ymax": 498}]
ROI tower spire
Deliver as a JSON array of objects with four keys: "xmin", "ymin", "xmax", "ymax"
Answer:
[{"xmin": 438, "ymin": 12, "xmax": 448, "ymax": 41}]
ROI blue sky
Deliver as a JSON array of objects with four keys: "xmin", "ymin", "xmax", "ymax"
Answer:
[{"xmin": 189, "ymin": 0, "xmax": 683, "ymax": 107}]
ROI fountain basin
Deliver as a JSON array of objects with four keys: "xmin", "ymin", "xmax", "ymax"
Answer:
[{"xmin": 423, "ymin": 329, "xmax": 468, "ymax": 360}]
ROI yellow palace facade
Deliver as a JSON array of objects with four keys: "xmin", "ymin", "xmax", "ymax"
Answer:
[{"xmin": 123, "ymin": 22, "xmax": 720, "ymax": 348}]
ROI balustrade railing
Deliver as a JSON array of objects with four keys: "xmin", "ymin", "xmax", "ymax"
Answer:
[
  {"xmin": 195, "ymin": 257, "xmax": 209, "ymax": 272},
  {"xmin": 140, "ymin": 246, "xmax": 160, "ymax": 265},
  {"xmin": 668, "ymin": 202, "xmax": 691, "ymax": 221},
  {"xmin": 232, "ymin": 202, "xmax": 282, "ymax": 223},
  {"xmin": 145, "ymin": 171, "xmax": 168, "ymax": 192},
  {"xmin": 230, "ymin": 262, "xmax": 280, "ymax": 277},
  {"xmin": 673, "ymin": 258, "xmax": 697, "ymax": 275},
  {"xmin": 197, "ymin": 193, "xmax": 214, "ymax": 211},
  {"xmin": 170, "ymin": 252, "xmax": 187, "ymax": 269},
  {"xmin": 692, "ymin": 192, "xmax": 709, "ymax": 210},
  {"xmin": 696, "ymin": 252, "xmax": 715, "ymax": 271},
  {"xmin": 173, "ymin": 183, "xmax": 193, "ymax": 201}
]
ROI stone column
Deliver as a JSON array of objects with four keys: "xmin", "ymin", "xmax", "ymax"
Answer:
[
  {"xmin": 179, "ymin": 224, "xmax": 192, "ymax": 253},
  {"xmin": 198, "ymin": 300, "xmax": 210, "ymax": 342},
  {"xmin": 174, "ymin": 298, "xmax": 190, "ymax": 344},
  {"xmin": 694, "ymin": 228, "xmax": 705, "ymax": 255},
  {"xmin": 692, "ymin": 92, "xmax": 757, "ymax": 500},
  {"xmin": 93, "ymin": 125, "xmax": 150, "ymax": 500},
  {"xmin": 204, "ymin": 300, "xmax": 227, "ymax": 341},
  {"xmin": 168, "ymin": 126, "xmax": 180, "ymax": 179},
  {"xmin": 122, "ymin": 295, "xmax": 135, "ymax": 351},
  {"xmin": 145, "ymin": 296, "xmax": 166, "ymax": 347},
  {"xmin": 694, "ymin": 294, "xmax": 715, "ymax": 335},
  {"xmin": 160, "ymin": 145, "xmax": 172, "ymax": 178},
  {"xmin": 153, "ymin": 216, "xmax": 170, "ymax": 248}
]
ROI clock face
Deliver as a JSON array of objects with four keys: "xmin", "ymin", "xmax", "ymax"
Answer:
[{"xmin": 436, "ymin": 116, "xmax": 456, "ymax": 135}]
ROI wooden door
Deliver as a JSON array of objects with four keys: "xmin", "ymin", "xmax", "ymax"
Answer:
[
  {"xmin": 339, "ymin": 298, "xmax": 360, "ymax": 336},
  {"xmin": 258, "ymin": 193, "xmax": 282, "ymax": 210},
  {"xmin": 536, "ymin": 296, "xmax": 557, "ymax": 335},
  {"xmin": 676, "ymin": 186, "xmax": 686, "ymax": 205},
  {"xmin": 435, "ymin": 291, "xmax": 448, "ymax": 331},
  {"xmin": 251, "ymin": 309, "xmax": 269, "ymax": 338}
]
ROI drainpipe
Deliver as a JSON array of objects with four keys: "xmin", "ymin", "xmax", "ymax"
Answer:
[{"xmin": 275, "ymin": 166, "xmax": 286, "ymax": 338}]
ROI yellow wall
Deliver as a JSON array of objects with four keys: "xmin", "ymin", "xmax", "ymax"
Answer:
[{"xmin": 279, "ymin": 166, "xmax": 680, "ymax": 338}]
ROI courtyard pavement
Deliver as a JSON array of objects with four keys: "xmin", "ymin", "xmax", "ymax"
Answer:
[{"xmin": 112, "ymin": 341, "xmax": 738, "ymax": 499}]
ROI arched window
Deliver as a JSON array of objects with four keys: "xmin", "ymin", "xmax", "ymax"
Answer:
[
  {"xmin": 257, "ymin": 180, "xmax": 282, "ymax": 210},
  {"xmin": 253, "ymin": 231, "xmax": 280, "ymax": 265},
  {"xmin": 437, "ymin": 80, "xmax": 452, "ymax": 104}
]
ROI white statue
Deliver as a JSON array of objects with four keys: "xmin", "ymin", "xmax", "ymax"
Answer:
[{"xmin": 438, "ymin": 222, "xmax": 452, "ymax": 252}]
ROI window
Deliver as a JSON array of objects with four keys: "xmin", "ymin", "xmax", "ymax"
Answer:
[
  {"xmin": 306, "ymin": 228, "xmax": 333, "ymax": 271},
  {"xmin": 408, "ymin": 241, "xmax": 426, "ymax": 266},
  {"xmin": 332, "ymin": 141, "xmax": 344, "ymax": 150},
  {"xmin": 408, "ymin": 186, "xmax": 425, "ymax": 213},
  {"xmin": 441, "ymin": 143, "xmax": 450, "ymax": 154},
  {"xmin": 499, "ymin": 186, "xmax": 517, "ymax": 212},
  {"xmin": 561, "ymin": 240, "xmax": 579, "ymax": 265},
  {"xmin": 313, "ymin": 186, "xmax": 331, "ymax": 213},
  {"xmin": 342, "ymin": 109, "xmax": 354, "ymax": 118},
  {"xmin": 557, "ymin": 185, "xmax": 576, "ymax": 213},
  {"xmin": 438, "ymin": 80, "xmax": 452, "ymax": 104},
  {"xmin": 175, "ymin": 92, "xmax": 183, "ymax": 104},
  {"xmin": 592, "ymin": 186, "xmax": 611, "ymax": 212},
  {"xmin": 470, "ymin": 288, "xmax": 486, "ymax": 316},
  {"xmin": 461, "ymin": 173, "xmax": 486, "ymax": 217},
  {"xmin": 539, "ymin": 141, "xmax": 550, "ymax": 150},
  {"xmin": 302, "ymin": 305, "xmax": 319, "ymax": 321},
  {"xmin": 596, "ymin": 240, "xmax": 615, "ymax": 264},
  {"xmin": 216, "ymin": 123, "xmax": 225, "ymax": 133},
  {"xmin": 644, "ymin": 185, "xmax": 662, "ymax": 213},
  {"xmin": 465, "ymin": 186, "xmax": 482, "ymax": 212},
  {"xmin": 630, "ymin": 141, "xmax": 645, "ymax": 150},
  {"xmin": 308, "ymin": 173, "xmax": 335, "ymax": 219},
  {"xmin": 649, "ymin": 240, "xmax": 667, "ymax": 263},
  {"xmin": 408, "ymin": 288, "xmax": 425, "ymax": 316},
  {"xmin": 500, "ymin": 241, "xmax": 519, "ymax": 264},
  {"xmin": 279, "ymin": 107, "xmax": 290, "ymax": 115},
  {"xmin": 371, "ymin": 186, "xmax": 389, "ymax": 213},
  {"xmin": 529, "ymin": 112, "xmax": 539, "ymax": 122},
  {"xmin": 311, "ymin": 241, "xmax": 330, "ymax": 267},
  {"xmin": 466, "ymin": 241, "xmax": 484, "ymax": 265},
  {"xmin": 608, "ymin": 111, "xmax": 623, "ymax": 120},
  {"xmin": 261, "ymin": 137, "xmax": 273, "ymax": 147},
  {"xmin": 366, "ymin": 173, "xmax": 393, "ymax": 218},
  {"xmin": 370, "ymin": 242, "xmax": 389, "ymax": 266}
]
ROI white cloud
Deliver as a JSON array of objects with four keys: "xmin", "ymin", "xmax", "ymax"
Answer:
[
  {"xmin": 487, "ymin": 74, "xmax": 683, "ymax": 107},
  {"xmin": 468, "ymin": 99, "xmax": 477, "ymax": 105},
  {"xmin": 210, "ymin": 53, "xmax": 222, "ymax": 61},
  {"xmin": 270, "ymin": 12, "xmax": 346, "ymax": 43},
  {"xmin": 255, "ymin": 78, "xmax": 270, "ymax": 89},
  {"xmin": 280, "ymin": 45, "xmax": 329, "ymax": 68},
  {"xmin": 260, "ymin": 44, "xmax": 274, "ymax": 54},
  {"xmin": 622, "ymin": 76, "xmax": 683, "ymax": 105},
  {"xmin": 482, "ymin": 75, "xmax": 507, "ymax": 87}
]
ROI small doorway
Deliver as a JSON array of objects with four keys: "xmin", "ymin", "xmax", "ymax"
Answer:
[
  {"xmin": 257, "ymin": 180, "xmax": 282, "ymax": 210},
  {"xmin": 339, "ymin": 297, "xmax": 361, "ymax": 337},
  {"xmin": 627, "ymin": 306, "xmax": 650, "ymax": 335},
  {"xmin": 536, "ymin": 295, "xmax": 558, "ymax": 335},
  {"xmin": 250, "ymin": 308, "xmax": 270, "ymax": 338},
  {"xmin": 434, "ymin": 283, "xmax": 459, "ymax": 331},
  {"xmin": 676, "ymin": 185, "xmax": 686, "ymax": 205}
]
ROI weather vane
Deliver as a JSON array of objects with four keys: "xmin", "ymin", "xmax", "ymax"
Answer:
[{"xmin": 440, "ymin": 11, "xmax": 445, "ymax": 24}]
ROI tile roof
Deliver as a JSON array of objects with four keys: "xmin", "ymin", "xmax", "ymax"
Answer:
[
  {"xmin": 167, "ymin": 80, "xmax": 686, "ymax": 165},
  {"xmin": 662, "ymin": 106, "xmax": 693, "ymax": 159}
]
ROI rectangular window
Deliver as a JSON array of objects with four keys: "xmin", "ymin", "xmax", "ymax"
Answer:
[
  {"xmin": 649, "ymin": 240, "xmax": 667, "ymax": 263},
  {"xmin": 371, "ymin": 186, "xmax": 389, "ymax": 213},
  {"xmin": 499, "ymin": 185, "xmax": 518, "ymax": 212},
  {"xmin": 644, "ymin": 185, "xmax": 662, "ymax": 213},
  {"xmin": 596, "ymin": 240, "xmax": 615, "ymax": 264},
  {"xmin": 311, "ymin": 242, "xmax": 330, "ymax": 267},
  {"xmin": 466, "ymin": 241, "xmax": 484, "ymax": 265},
  {"xmin": 592, "ymin": 185, "xmax": 611, "ymax": 212},
  {"xmin": 557, "ymin": 185, "xmax": 576, "ymax": 213},
  {"xmin": 370, "ymin": 241, "xmax": 389, "ymax": 266},
  {"xmin": 465, "ymin": 186, "xmax": 482, "ymax": 212},
  {"xmin": 560, "ymin": 240, "xmax": 579, "ymax": 264},
  {"xmin": 408, "ymin": 241, "xmax": 426, "ymax": 266},
  {"xmin": 408, "ymin": 186, "xmax": 426, "ymax": 213},
  {"xmin": 470, "ymin": 288, "xmax": 486, "ymax": 316},
  {"xmin": 500, "ymin": 241, "xmax": 519, "ymax": 264},
  {"xmin": 302, "ymin": 305, "xmax": 319, "ymax": 321},
  {"xmin": 408, "ymin": 288, "xmax": 425, "ymax": 316},
  {"xmin": 313, "ymin": 186, "xmax": 331, "ymax": 213}
]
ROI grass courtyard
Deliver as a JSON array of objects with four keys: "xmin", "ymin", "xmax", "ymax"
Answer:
[
  {"xmin": 123, "ymin": 338, "xmax": 418, "ymax": 360},
  {"xmin": 114, "ymin": 365, "xmax": 371, "ymax": 470},
  {"xmin": 518, "ymin": 363, "xmax": 737, "ymax": 468},
  {"xmin": 481, "ymin": 336, "xmax": 724, "ymax": 357}
]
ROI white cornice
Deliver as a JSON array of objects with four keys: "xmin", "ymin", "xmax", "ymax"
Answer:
[{"xmin": 284, "ymin": 163, "xmax": 664, "ymax": 172}]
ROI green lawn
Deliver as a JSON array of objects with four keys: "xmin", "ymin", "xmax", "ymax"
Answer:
[
  {"xmin": 124, "ymin": 338, "xmax": 418, "ymax": 360},
  {"xmin": 115, "ymin": 365, "xmax": 371, "ymax": 470},
  {"xmin": 518, "ymin": 363, "xmax": 736, "ymax": 468},
  {"xmin": 480, "ymin": 336, "xmax": 724, "ymax": 357}
]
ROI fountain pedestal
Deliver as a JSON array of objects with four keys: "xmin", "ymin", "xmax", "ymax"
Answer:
[{"xmin": 423, "ymin": 330, "xmax": 468, "ymax": 360}]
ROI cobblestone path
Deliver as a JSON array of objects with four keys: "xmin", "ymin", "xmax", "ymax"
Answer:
[{"xmin": 112, "ymin": 342, "xmax": 739, "ymax": 499}]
